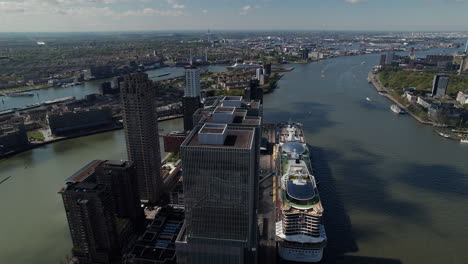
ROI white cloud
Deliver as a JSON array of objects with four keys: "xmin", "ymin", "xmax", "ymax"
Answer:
[
  {"xmin": 202, "ymin": 9, "xmax": 208, "ymax": 13},
  {"xmin": 240, "ymin": 5, "xmax": 251, "ymax": 15},
  {"xmin": 0, "ymin": 0, "xmax": 182, "ymax": 17},
  {"xmin": 123, "ymin": 7, "xmax": 183, "ymax": 16},
  {"xmin": 167, "ymin": 0, "xmax": 185, "ymax": 9}
]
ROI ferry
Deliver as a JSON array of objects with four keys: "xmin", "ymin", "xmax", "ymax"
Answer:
[
  {"xmin": 390, "ymin": 104, "xmax": 404, "ymax": 114},
  {"xmin": 461, "ymin": 136, "xmax": 468, "ymax": 144},
  {"xmin": 275, "ymin": 121, "xmax": 327, "ymax": 262},
  {"xmin": 437, "ymin": 131, "xmax": 450, "ymax": 138}
]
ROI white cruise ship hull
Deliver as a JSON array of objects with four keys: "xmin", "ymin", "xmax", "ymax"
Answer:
[{"xmin": 278, "ymin": 245, "xmax": 324, "ymax": 262}]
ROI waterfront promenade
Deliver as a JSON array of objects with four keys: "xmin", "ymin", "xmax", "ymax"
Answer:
[{"xmin": 367, "ymin": 71, "xmax": 433, "ymax": 125}]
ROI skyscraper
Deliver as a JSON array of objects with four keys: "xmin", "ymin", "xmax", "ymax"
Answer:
[
  {"xmin": 184, "ymin": 66, "xmax": 201, "ymax": 99},
  {"xmin": 120, "ymin": 72, "xmax": 162, "ymax": 203},
  {"xmin": 60, "ymin": 160, "xmax": 119, "ymax": 264},
  {"xmin": 177, "ymin": 123, "xmax": 258, "ymax": 264},
  {"xmin": 432, "ymin": 74, "xmax": 449, "ymax": 97},
  {"xmin": 182, "ymin": 66, "xmax": 201, "ymax": 131},
  {"xmin": 95, "ymin": 160, "xmax": 145, "ymax": 231}
]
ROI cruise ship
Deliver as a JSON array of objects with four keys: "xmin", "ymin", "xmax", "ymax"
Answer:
[
  {"xmin": 227, "ymin": 62, "xmax": 262, "ymax": 69},
  {"xmin": 275, "ymin": 121, "xmax": 327, "ymax": 262}
]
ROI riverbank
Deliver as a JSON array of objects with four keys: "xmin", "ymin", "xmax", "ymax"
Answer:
[
  {"xmin": 0, "ymin": 115, "xmax": 182, "ymax": 160},
  {"xmin": 368, "ymin": 71, "xmax": 434, "ymax": 125},
  {"xmin": 0, "ymin": 84, "xmax": 53, "ymax": 95},
  {"xmin": 368, "ymin": 71, "xmax": 468, "ymax": 141}
]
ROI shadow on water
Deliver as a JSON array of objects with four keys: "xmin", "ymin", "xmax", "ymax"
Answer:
[
  {"xmin": 265, "ymin": 102, "xmax": 338, "ymax": 135},
  {"xmin": 51, "ymin": 131, "xmax": 118, "ymax": 155},
  {"xmin": 278, "ymin": 145, "xmax": 407, "ymax": 264},
  {"xmin": 333, "ymin": 255, "xmax": 402, "ymax": 264},
  {"xmin": 355, "ymin": 100, "xmax": 387, "ymax": 112},
  {"xmin": 308, "ymin": 146, "xmax": 359, "ymax": 264},
  {"xmin": 397, "ymin": 164, "xmax": 468, "ymax": 197},
  {"xmin": 336, "ymin": 143, "xmax": 429, "ymax": 225}
]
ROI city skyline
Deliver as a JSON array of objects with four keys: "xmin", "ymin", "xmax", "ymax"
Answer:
[{"xmin": 0, "ymin": 0, "xmax": 467, "ymax": 32}]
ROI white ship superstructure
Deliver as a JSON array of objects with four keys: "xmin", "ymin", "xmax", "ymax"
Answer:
[
  {"xmin": 275, "ymin": 121, "xmax": 327, "ymax": 262},
  {"xmin": 227, "ymin": 62, "xmax": 262, "ymax": 69}
]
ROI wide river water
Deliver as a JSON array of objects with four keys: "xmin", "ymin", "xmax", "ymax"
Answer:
[{"xmin": 1, "ymin": 54, "xmax": 468, "ymax": 264}]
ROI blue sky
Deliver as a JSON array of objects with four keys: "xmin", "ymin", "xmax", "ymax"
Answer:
[{"xmin": 0, "ymin": 0, "xmax": 466, "ymax": 32}]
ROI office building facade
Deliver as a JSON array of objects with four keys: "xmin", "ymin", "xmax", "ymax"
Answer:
[
  {"xmin": 120, "ymin": 72, "xmax": 162, "ymax": 203},
  {"xmin": 432, "ymin": 74, "xmax": 449, "ymax": 97},
  {"xmin": 177, "ymin": 123, "xmax": 257, "ymax": 264}
]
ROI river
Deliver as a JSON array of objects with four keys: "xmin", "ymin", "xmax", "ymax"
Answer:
[
  {"xmin": 0, "ymin": 65, "xmax": 226, "ymax": 111},
  {"xmin": 1, "ymin": 54, "xmax": 468, "ymax": 264}
]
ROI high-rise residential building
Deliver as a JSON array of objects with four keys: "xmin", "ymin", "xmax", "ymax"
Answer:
[
  {"xmin": 176, "ymin": 123, "xmax": 258, "ymax": 264},
  {"xmin": 432, "ymin": 74, "xmax": 449, "ymax": 97},
  {"xmin": 302, "ymin": 48, "xmax": 310, "ymax": 60},
  {"xmin": 95, "ymin": 160, "xmax": 145, "ymax": 231},
  {"xmin": 184, "ymin": 66, "xmax": 200, "ymax": 97},
  {"xmin": 262, "ymin": 63, "xmax": 272, "ymax": 75},
  {"xmin": 379, "ymin": 54, "xmax": 387, "ymax": 67},
  {"xmin": 120, "ymin": 72, "xmax": 162, "ymax": 203},
  {"xmin": 182, "ymin": 66, "xmax": 201, "ymax": 131},
  {"xmin": 60, "ymin": 160, "xmax": 119, "ymax": 264},
  {"xmin": 245, "ymin": 79, "xmax": 263, "ymax": 103},
  {"xmin": 385, "ymin": 52, "xmax": 395, "ymax": 65}
]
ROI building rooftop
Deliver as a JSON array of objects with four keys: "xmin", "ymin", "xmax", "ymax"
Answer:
[
  {"xmin": 126, "ymin": 206, "xmax": 184, "ymax": 264},
  {"xmin": 65, "ymin": 160, "xmax": 104, "ymax": 184},
  {"xmin": 103, "ymin": 160, "xmax": 126, "ymax": 167},
  {"xmin": 186, "ymin": 124, "xmax": 254, "ymax": 149}
]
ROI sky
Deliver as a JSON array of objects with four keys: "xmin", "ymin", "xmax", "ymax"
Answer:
[{"xmin": 0, "ymin": 0, "xmax": 467, "ymax": 32}]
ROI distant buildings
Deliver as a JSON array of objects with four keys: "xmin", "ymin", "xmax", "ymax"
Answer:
[
  {"xmin": 182, "ymin": 66, "xmax": 201, "ymax": 132},
  {"xmin": 47, "ymin": 107, "xmax": 114, "ymax": 136},
  {"xmin": 120, "ymin": 72, "xmax": 162, "ymax": 203},
  {"xmin": 385, "ymin": 52, "xmax": 395, "ymax": 65},
  {"xmin": 301, "ymin": 48, "xmax": 310, "ymax": 60},
  {"xmin": 262, "ymin": 63, "xmax": 272, "ymax": 75},
  {"xmin": 0, "ymin": 117, "xmax": 28, "ymax": 156},
  {"xmin": 456, "ymin": 91, "xmax": 468, "ymax": 105},
  {"xmin": 379, "ymin": 54, "xmax": 386, "ymax": 67},
  {"xmin": 431, "ymin": 74, "xmax": 449, "ymax": 97},
  {"xmin": 90, "ymin": 66, "xmax": 114, "ymax": 79},
  {"xmin": 99, "ymin": 82, "xmax": 120, "ymax": 95},
  {"xmin": 244, "ymin": 79, "xmax": 264, "ymax": 103}
]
